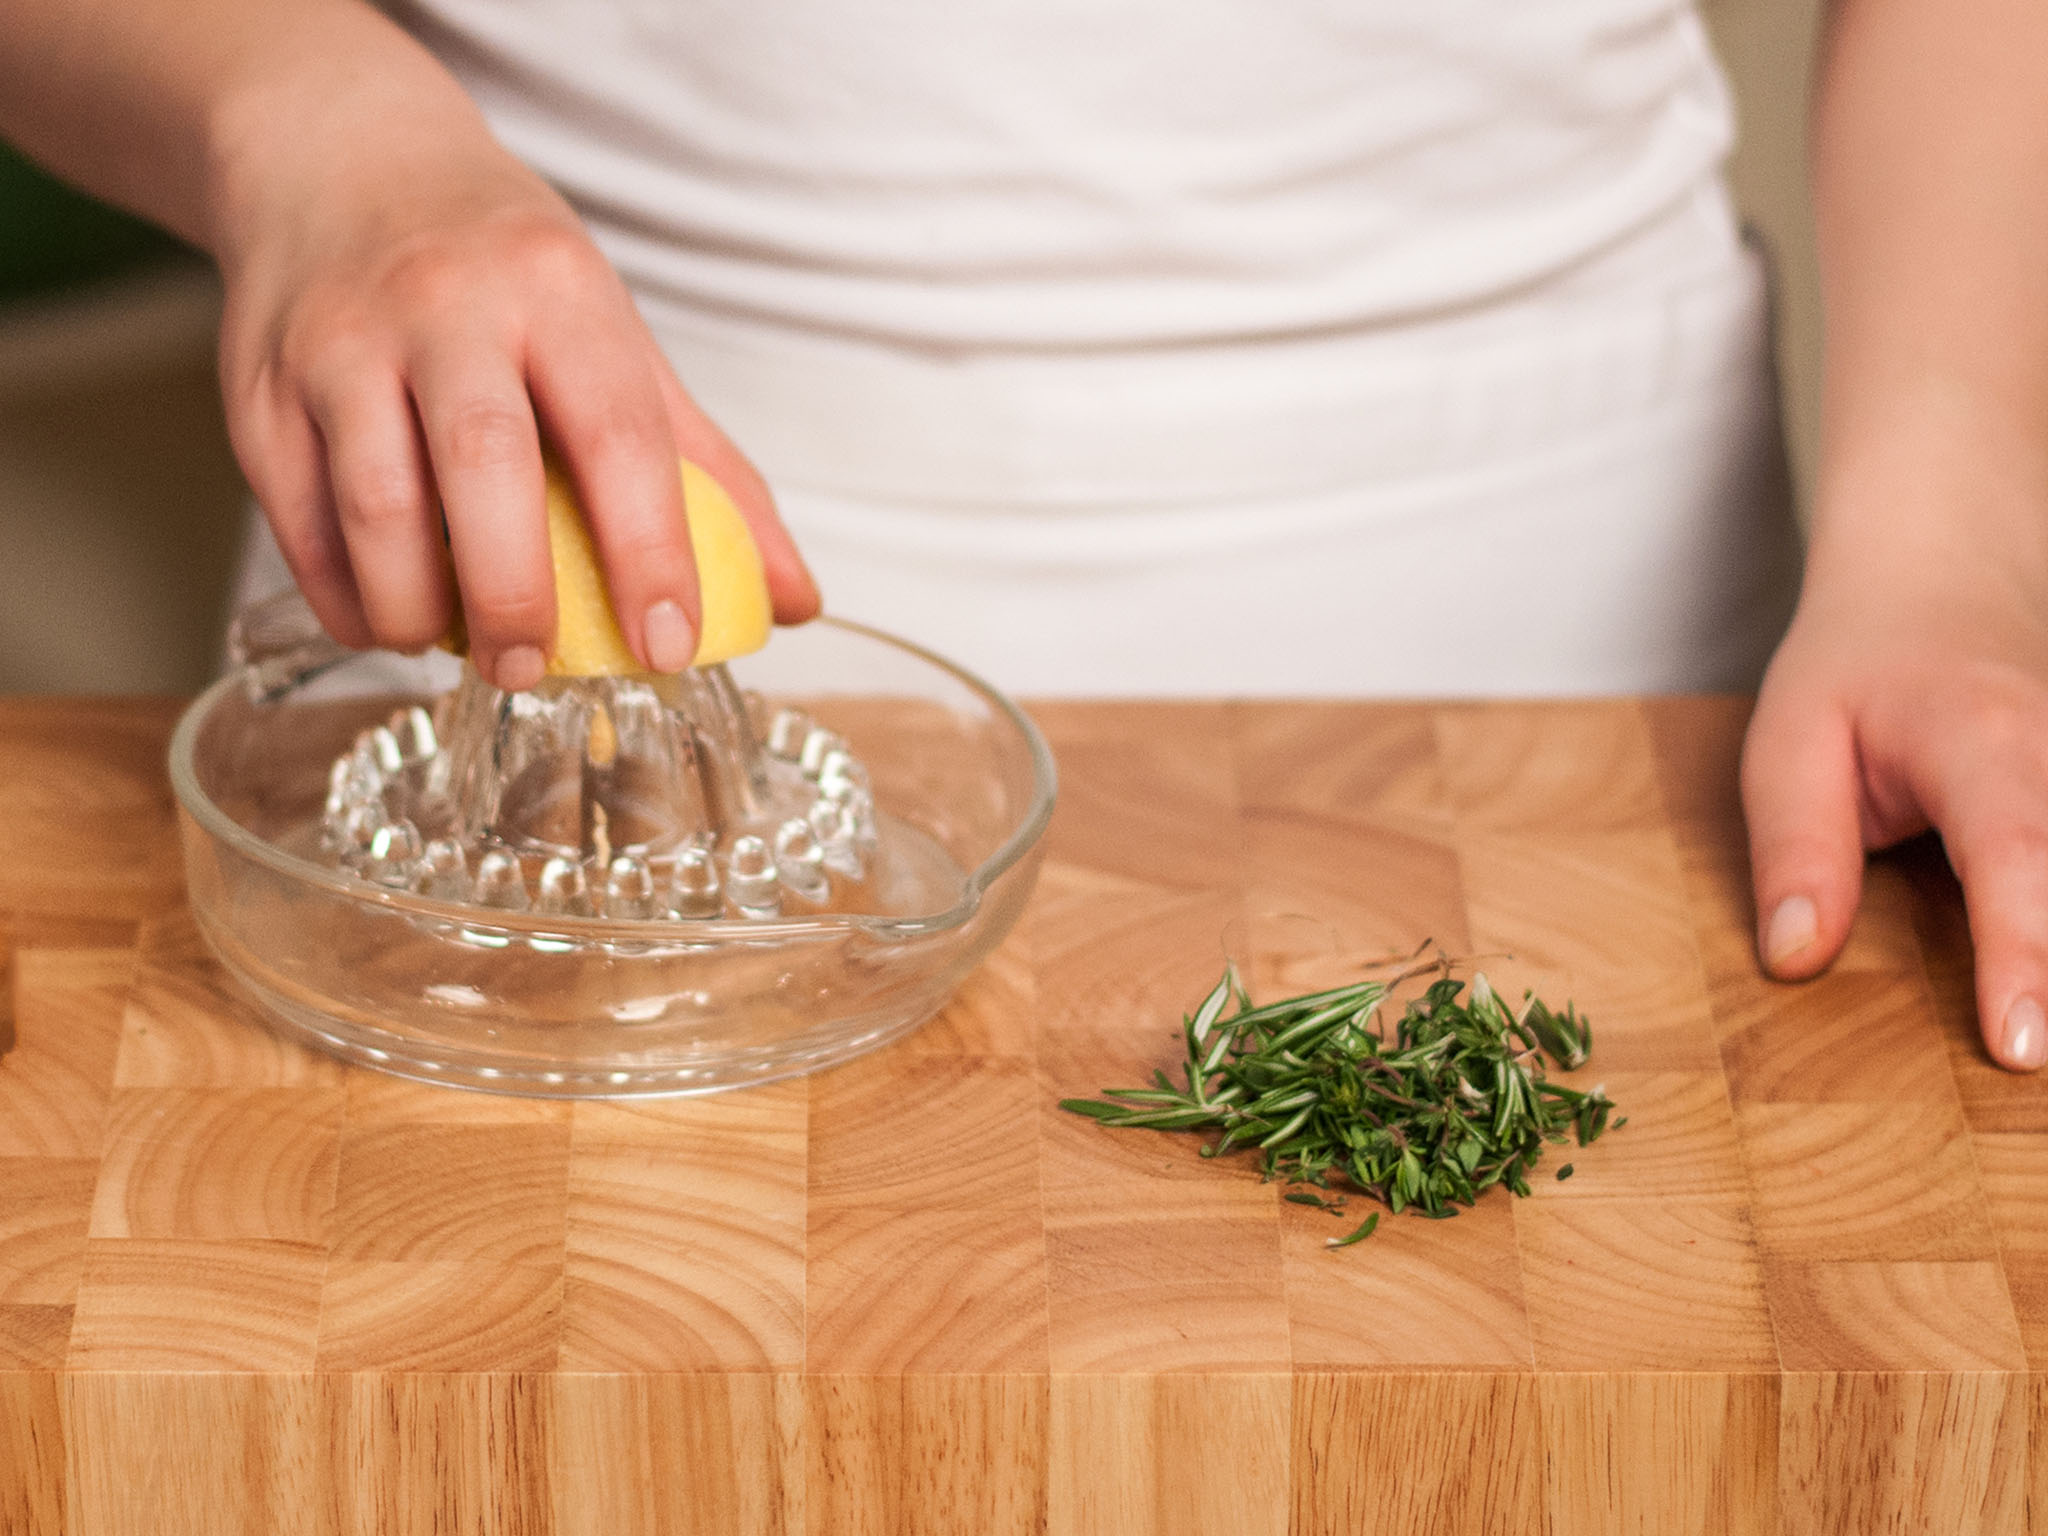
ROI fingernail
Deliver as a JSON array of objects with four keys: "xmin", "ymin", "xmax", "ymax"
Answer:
[
  {"xmin": 1763, "ymin": 895, "xmax": 1817, "ymax": 971},
  {"xmin": 496, "ymin": 645, "xmax": 545, "ymax": 693},
  {"xmin": 2004, "ymin": 996, "xmax": 2047, "ymax": 1072},
  {"xmin": 643, "ymin": 600, "xmax": 697, "ymax": 673}
]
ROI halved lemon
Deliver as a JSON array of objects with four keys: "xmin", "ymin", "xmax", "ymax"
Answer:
[{"xmin": 444, "ymin": 456, "xmax": 773, "ymax": 675}]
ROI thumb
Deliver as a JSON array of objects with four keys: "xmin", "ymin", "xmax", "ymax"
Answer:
[{"xmin": 1739, "ymin": 687, "xmax": 1867, "ymax": 981}]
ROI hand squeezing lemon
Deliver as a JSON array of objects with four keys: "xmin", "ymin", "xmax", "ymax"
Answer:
[{"xmin": 443, "ymin": 456, "xmax": 774, "ymax": 677}]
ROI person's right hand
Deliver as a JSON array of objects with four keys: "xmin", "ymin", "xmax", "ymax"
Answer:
[{"xmin": 207, "ymin": 19, "xmax": 817, "ymax": 691}]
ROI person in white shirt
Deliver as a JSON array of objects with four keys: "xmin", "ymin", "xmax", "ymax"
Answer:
[
  {"xmin": 233, "ymin": 0, "xmax": 1803, "ymax": 699},
  {"xmin": 1, "ymin": 0, "xmax": 2044, "ymax": 1074}
]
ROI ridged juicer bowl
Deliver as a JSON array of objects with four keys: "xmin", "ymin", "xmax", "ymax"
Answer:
[{"xmin": 169, "ymin": 609, "xmax": 1055, "ymax": 1097}]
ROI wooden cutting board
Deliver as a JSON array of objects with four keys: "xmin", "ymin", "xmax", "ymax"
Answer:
[{"xmin": 0, "ymin": 694, "xmax": 2042, "ymax": 1534}]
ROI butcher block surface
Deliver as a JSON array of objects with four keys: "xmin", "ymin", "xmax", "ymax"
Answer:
[{"xmin": 1, "ymin": 694, "xmax": 2043, "ymax": 1534}]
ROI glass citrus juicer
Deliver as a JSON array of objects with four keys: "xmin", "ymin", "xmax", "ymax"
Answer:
[{"xmin": 169, "ymin": 470, "xmax": 1055, "ymax": 1097}]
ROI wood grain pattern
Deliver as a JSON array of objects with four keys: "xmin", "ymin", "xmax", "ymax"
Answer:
[
  {"xmin": 1, "ymin": 926, "xmax": 15, "ymax": 1059},
  {"xmin": 563, "ymin": 1094, "xmax": 806, "ymax": 1372},
  {"xmin": 1293, "ymin": 1371, "xmax": 1542, "ymax": 1533},
  {"xmin": 2, "ymin": 695, "xmax": 2045, "ymax": 1532}
]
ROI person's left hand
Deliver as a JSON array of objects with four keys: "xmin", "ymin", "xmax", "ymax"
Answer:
[{"xmin": 1741, "ymin": 493, "xmax": 2048, "ymax": 1073}]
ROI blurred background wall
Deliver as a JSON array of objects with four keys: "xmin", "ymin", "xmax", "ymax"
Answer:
[
  {"xmin": 0, "ymin": 0, "xmax": 1826, "ymax": 695},
  {"xmin": 1710, "ymin": 0, "xmax": 1827, "ymax": 526}
]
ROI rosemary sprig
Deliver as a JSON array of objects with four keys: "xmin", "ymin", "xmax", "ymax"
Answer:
[{"xmin": 1059, "ymin": 962, "xmax": 1616, "ymax": 1246}]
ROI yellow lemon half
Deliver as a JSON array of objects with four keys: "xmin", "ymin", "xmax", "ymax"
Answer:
[{"xmin": 445, "ymin": 457, "xmax": 773, "ymax": 676}]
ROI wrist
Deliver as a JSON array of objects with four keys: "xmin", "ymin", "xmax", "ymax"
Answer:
[
  {"xmin": 1806, "ymin": 373, "xmax": 2048, "ymax": 595},
  {"xmin": 199, "ymin": 4, "xmax": 502, "ymax": 270}
]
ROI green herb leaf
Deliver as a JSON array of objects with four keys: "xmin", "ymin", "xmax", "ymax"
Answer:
[
  {"xmin": 1189, "ymin": 970, "xmax": 1235, "ymax": 1045},
  {"xmin": 1285, "ymin": 1190, "xmax": 1346, "ymax": 1211},
  {"xmin": 1058, "ymin": 1098, "xmax": 1135, "ymax": 1121},
  {"xmin": 1327, "ymin": 1213, "xmax": 1380, "ymax": 1247}
]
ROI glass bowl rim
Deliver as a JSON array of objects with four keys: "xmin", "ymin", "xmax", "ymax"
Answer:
[{"xmin": 168, "ymin": 615, "xmax": 1058, "ymax": 944}]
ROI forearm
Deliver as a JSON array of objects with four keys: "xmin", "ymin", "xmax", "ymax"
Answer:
[
  {"xmin": 1740, "ymin": 0, "xmax": 2048, "ymax": 1074},
  {"xmin": 1810, "ymin": 0, "xmax": 2048, "ymax": 583},
  {"xmin": 0, "ymin": 0, "xmax": 498, "ymax": 260}
]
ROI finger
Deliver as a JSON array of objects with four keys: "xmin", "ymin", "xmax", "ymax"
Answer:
[
  {"xmin": 226, "ymin": 385, "xmax": 373, "ymax": 650},
  {"xmin": 1739, "ymin": 684, "xmax": 1867, "ymax": 981},
  {"xmin": 652, "ymin": 366, "xmax": 822, "ymax": 624},
  {"xmin": 303, "ymin": 366, "xmax": 452, "ymax": 652},
  {"xmin": 407, "ymin": 338, "xmax": 553, "ymax": 692},
  {"xmin": 526, "ymin": 313, "xmax": 700, "ymax": 672},
  {"xmin": 1919, "ymin": 748, "xmax": 2048, "ymax": 1072}
]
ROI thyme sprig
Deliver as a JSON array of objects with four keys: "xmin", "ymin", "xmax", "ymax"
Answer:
[{"xmin": 1060, "ymin": 961, "xmax": 1616, "ymax": 1245}]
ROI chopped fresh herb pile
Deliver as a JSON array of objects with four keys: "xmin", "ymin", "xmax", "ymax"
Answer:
[{"xmin": 1059, "ymin": 962, "xmax": 1618, "ymax": 1246}]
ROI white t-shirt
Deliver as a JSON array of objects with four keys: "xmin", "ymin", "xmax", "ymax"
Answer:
[
  {"xmin": 401, "ymin": 0, "xmax": 1740, "ymax": 344},
  {"xmin": 286, "ymin": 0, "xmax": 1801, "ymax": 692}
]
